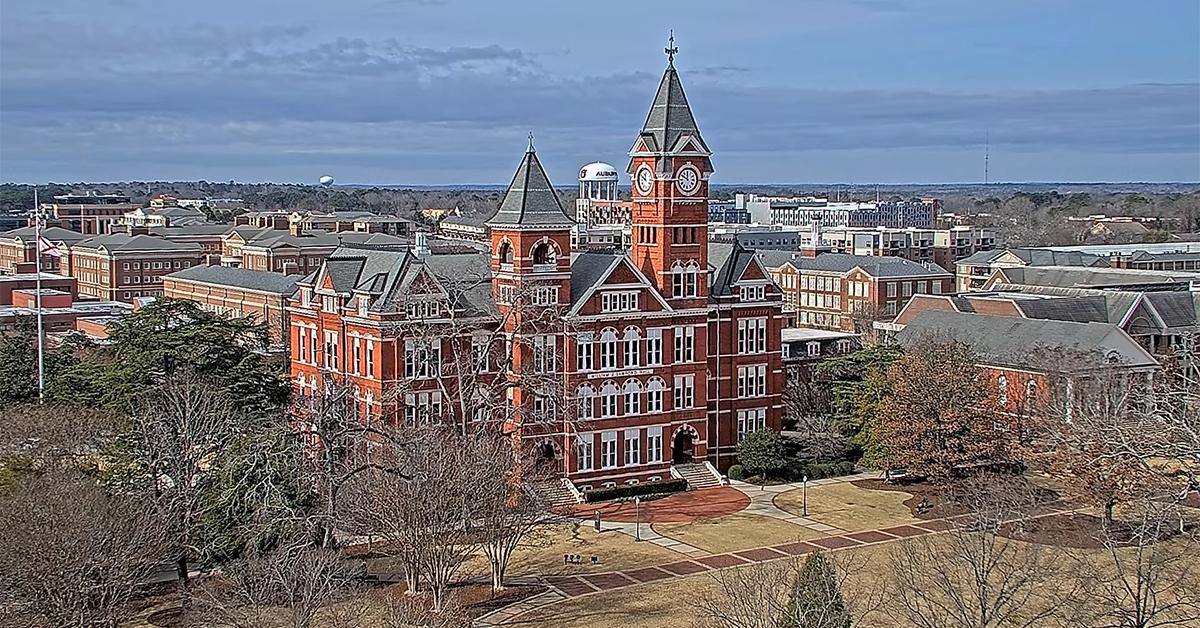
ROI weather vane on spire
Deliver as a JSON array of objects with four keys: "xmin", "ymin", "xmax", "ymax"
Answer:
[
  {"xmin": 665, "ymin": 30, "xmax": 678, "ymax": 65},
  {"xmin": 527, "ymin": 130, "xmax": 535, "ymax": 152}
]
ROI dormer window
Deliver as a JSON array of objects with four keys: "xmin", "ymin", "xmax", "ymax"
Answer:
[
  {"xmin": 406, "ymin": 300, "xmax": 440, "ymax": 319},
  {"xmin": 322, "ymin": 294, "xmax": 338, "ymax": 312},
  {"xmin": 300, "ymin": 287, "xmax": 311, "ymax": 306},
  {"xmin": 357, "ymin": 296, "xmax": 369, "ymax": 317},
  {"xmin": 532, "ymin": 242, "xmax": 556, "ymax": 272},
  {"xmin": 740, "ymin": 285, "xmax": 766, "ymax": 301}
]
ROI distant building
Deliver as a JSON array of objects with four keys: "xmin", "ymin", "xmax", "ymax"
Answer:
[
  {"xmin": 982, "ymin": 265, "xmax": 1200, "ymax": 292},
  {"xmin": 894, "ymin": 311, "xmax": 1159, "ymax": 419},
  {"xmin": 797, "ymin": 225, "xmax": 994, "ymax": 270},
  {"xmin": 734, "ymin": 193, "xmax": 938, "ymax": 229},
  {"xmin": 437, "ymin": 215, "xmax": 489, "ymax": 241},
  {"xmin": 37, "ymin": 192, "xmax": 140, "ymax": 235},
  {"xmin": 176, "ymin": 197, "xmax": 245, "ymax": 211},
  {"xmin": 163, "ymin": 265, "xmax": 302, "ymax": 346},
  {"xmin": 63, "ymin": 234, "xmax": 205, "ymax": 302},
  {"xmin": 0, "ymin": 226, "xmax": 87, "ymax": 274},
  {"xmin": 708, "ymin": 200, "xmax": 750, "ymax": 224},
  {"xmin": 121, "ymin": 205, "xmax": 209, "ymax": 228},
  {"xmin": 574, "ymin": 161, "xmax": 633, "ymax": 250},
  {"xmin": 743, "ymin": 246, "xmax": 953, "ymax": 330},
  {"xmin": 0, "ymin": 273, "xmax": 131, "ymax": 336},
  {"xmin": 957, "ymin": 243, "xmax": 1200, "ymax": 292}
]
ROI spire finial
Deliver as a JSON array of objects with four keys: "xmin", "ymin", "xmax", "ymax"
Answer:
[
  {"xmin": 665, "ymin": 30, "xmax": 678, "ymax": 66},
  {"xmin": 527, "ymin": 131, "xmax": 535, "ymax": 153}
]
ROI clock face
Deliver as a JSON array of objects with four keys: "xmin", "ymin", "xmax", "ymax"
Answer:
[
  {"xmin": 636, "ymin": 167, "xmax": 654, "ymax": 195},
  {"xmin": 676, "ymin": 167, "xmax": 699, "ymax": 195}
]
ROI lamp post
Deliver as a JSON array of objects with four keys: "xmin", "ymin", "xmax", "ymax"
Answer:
[
  {"xmin": 634, "ymin": 497, "xmax": 642, "ymax": 541},
  {"xmin": 802, "ymin": 475, "xmax": 809, "ymax": 517}
]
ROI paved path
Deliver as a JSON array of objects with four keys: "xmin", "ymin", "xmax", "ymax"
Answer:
[{"xmin": 474, "ymin": 494, "xmax": 1081, "ymax": 627}]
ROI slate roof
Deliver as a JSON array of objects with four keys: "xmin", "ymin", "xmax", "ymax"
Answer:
[
  {"xmin": 1009, "ymin": 295, "xmax": 1111, "ymax": 323},
  {"xmin": 316, "ymin": 247, "xmax": 495, "ymax": 318},
  {"xmin": 630, "ymin": 60, "xmax": 711, "ymax": 174},
  {"xmin": 993, "ymin": 266, "xmax": 1199, "ymax": 289},
  {"xmin": 710, "ymin": 241, "xmax": 761, "ymax": 298},
  {"xmin": 895, "ymin": 311, "xmax": 1158, "ymax": 372},
  {"xmin": 569, "ymin": 253, "xmax": 620, "ymax": 308},
  {"xmin": 485, "ymin": 147, "xmax": 574, "ymax": 229},
  {"xmin": 0, "ymin": 226, "xmax": 87, "ymax": 244},
  {"xmin": 73, "ymin": 234, "xmax": 203, "ymax": 253},
  {"xmin": 957, "ymin": 247, "xmax": 1109, "ymax": 268},
  {"xmin": 1142, "ymin": 291, "xmax": 1200, "ymax": 330},
  {"xmin": 165, "ymin": 265, "xmax": 302, "ymax": 295}
]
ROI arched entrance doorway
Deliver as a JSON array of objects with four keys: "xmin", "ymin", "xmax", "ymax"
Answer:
[
  {"xmin": 533, "ymin": 440, "xmax": 558, "ymax": 473},
  {"xmin": 672, "ymin": 428, "xmax": 696, "ymax": 464}
]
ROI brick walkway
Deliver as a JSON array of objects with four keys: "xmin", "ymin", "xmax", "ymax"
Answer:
[{"xmin": 474, "ymin": 499, "xmax": 1082, "ymax": 627}]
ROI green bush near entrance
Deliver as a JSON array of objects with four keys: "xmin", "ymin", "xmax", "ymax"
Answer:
[{"xmin": 583, "ymin": 478, "xmax": 687, "ymax": 503}]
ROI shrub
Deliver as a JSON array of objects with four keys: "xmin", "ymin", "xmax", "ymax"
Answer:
[
  {"xmin": 737, "ymin": 430, "xmax": 788, "ymax": 477},
  {"xmin": 727, "ymin": 464, "xmax": 745, "ymax": 481},
  {"xmin": 583, "ymin": 478, "xmax": 687, "ymax": 503},
  {"xmin": 790, "ymin": 461, "xmax": 858, "ymax": 482}
]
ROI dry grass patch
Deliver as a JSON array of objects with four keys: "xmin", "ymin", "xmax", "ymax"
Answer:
[
  {"xmin": 775, "ymin": 482, "xmax": 922, "ymax": 532},
  {"xmin": 501, "ymin": 522, "xmax": 683, "ymax": 576},
  {"xmin": 514, "ymin": 570, "xmax": 716, "ymax": 628},
  {"xmin": 652, "ymin": 513, "xmax": 820, "ymax": 554}
]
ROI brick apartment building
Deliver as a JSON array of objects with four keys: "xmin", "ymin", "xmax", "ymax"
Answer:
[
  {"xmin": 751, "ymin": 249, "xmax": 953, "ymax": 330},
  {"xmin": 0, "ymin": 226, "xmax": 87, "ymax": 274},
  {"xmin": 37, "ymin": 193, "xmax": 140, "ymax": 235},
  {"xmin": 64, "ymin": 234, "xmax": 205, "ymax": 302},
  {"xmin": 956, "ymin": 243, "xmax": 1200, "ymax": 292},
  {"xmin": 163, "ymin": 265, "xmax": 302, "ymax": 345},
  {"xmin": 289, "ymin": 49, "xmax": 786, "ymax": 489}
]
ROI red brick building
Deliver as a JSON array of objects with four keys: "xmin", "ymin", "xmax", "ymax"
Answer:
[
  {"xmin": 37, "ymin": 193, "xmax": 140, "ymax": 235},
  {"xmin": 63, "ymin": 234, "xmax": 205, "ymax": 302},
  {"xmin": 163, "ymin": 265, "xmax": 302, "ymax": 346},
  {"xmin": 0, "ymin": 226, "xmax": 86, "ymax": 274},
  {"xmin": 754, "ymin": 250, "xmax": 953, "ymax": 330},
  {"xmin": 287, "ymin": 50, "xmax": 785, "ymax": 490}
]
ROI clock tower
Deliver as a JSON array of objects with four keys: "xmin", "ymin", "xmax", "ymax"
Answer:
[{"xmin": 628, "ymin": 35, "xmax": 713, "ymax": 309}]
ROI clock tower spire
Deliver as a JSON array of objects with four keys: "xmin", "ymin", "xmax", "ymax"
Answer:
[{"xmin": 628, "ymin": 35, "xmax": 713, "ymax": 307}]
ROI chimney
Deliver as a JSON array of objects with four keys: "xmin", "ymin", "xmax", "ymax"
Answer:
[
  {"xmin": 412, "ymin": 232, "xmax": 430, "ymax": 258},
  {"xmin": 126, "ymin": 224, "xmax": 150, "ymax": 236},
  {"xmin": 289, "ymin": 221, "xmax": 303, "ymax": 237}
]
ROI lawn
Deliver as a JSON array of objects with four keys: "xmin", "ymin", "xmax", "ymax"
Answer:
[
  {"xmin": 499, "ymin": 522, "xmax": 683, "ymax": 577},
  {"xmin": 774, "ymin": 482, "xmax": 923, "ymax": 532},
  {"xmin": 652, "ymin": 513, "xmax": 821, "ymax": 554}
]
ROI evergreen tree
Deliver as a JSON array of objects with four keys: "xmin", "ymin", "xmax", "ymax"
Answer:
[
  {"xmin": 736, "ymin": 429, "xmax": 788, "ymax": 478},
  {"xmin": 787, "ymin": 552, "xmax": 852, "ymax": 628}
]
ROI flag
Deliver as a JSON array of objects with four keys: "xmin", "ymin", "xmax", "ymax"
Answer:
[{"xmin": 37, "ymin": 235, "xmax": 61, "ymax": 258}]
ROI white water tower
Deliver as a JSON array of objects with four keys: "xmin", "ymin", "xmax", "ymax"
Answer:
[{"xmin": 578, "ymin": 162, "xmax": 619, "ymax": 201}]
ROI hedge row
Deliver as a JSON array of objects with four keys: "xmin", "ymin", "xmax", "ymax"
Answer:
[
  {"xmin": 583, "ymin": 478, "xmax": 688, "ymax": 503},
  {"xmin": 729, "ymin": 460, "xmax": 858, "ymax": 482}
]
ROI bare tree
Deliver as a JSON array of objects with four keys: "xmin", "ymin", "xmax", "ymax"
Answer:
[
  {"xmin": 0, "ymin": 470, "xmax": 169, "ymax": 628},
  {"xmin": 201, "ymin": 531, "xmax": 363, "ymax": 628},
  {"xmin": 1075, "ymin": 494, "xmax": 1200, "ymax": 628},
  {"xmin": 1028, "ymin": 360, "xmax": 1196, "ymax": 522},
  {"xmin": 132, "ymin": 371, "xmax": 239, "ymax": 607},
  {"xmin": 887, "ymin": 477, "xmax": 1082, "ymax": 628},
  {"xmin": 475, "ymin": 438, "xmax": 552, "ymax": 592}
]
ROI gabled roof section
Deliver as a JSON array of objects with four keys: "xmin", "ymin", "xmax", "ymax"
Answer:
[
  {"xmin": 485, "ymin": 145, "xmax": 573, "ymax": 229},
  {"xmin": 567, "ymin": 252, "xmax": 672, "ymax": 315},
  {"xmin": 895, "ymin": 311, "xmax": 1158, "ymax": 373}
]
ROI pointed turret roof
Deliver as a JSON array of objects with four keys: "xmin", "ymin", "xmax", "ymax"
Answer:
[
  {"xmin": 628, "ymin": 39, "xmax": 712, "ymax": 173},
  {"xmin": 486, "ymin": 141, "xmax": 574, "ymax": 229}
]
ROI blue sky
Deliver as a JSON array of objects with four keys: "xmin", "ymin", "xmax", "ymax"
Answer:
[{"xmin": 1, "ymin": 0, "xmax": 1197, "ymax": 184}]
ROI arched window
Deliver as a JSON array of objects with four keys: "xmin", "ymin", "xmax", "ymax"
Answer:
[
  {"xmin": 600, "ymin": 381, "xmax": 619, "ymax": 417},
  {"xmin": 646, "ymin": 377, "xmax": 665, "ymax": 413},
  {"xmin": 997, "ymin": 374, "xmax": 1009, "ymax": 407},
  {"xmin": 623, "ymin": 327, "xmax": 640, "ymax": 368},
  {"xmin": 498, "ymin": 241, "xmax": 513, "ymax": 267},
  {"xmin": 576, "ymin": 384, "xmax": 595, "ymax": 420},
  {"xmin": 599, "ymin": 328, "xmax": 618, "ymax": 369},
  {"xmin": 532, "ymin": 241, "xmax": 557, "ymax": 269},
  {"xmin": 624, "ymin": 379, "xmax": 642, "ymax": 415},
  {"xmin": 684, "ymin": 262, "xmax": 699, "ymax": 297},
  {"xmin": 1025, "ymin": 379, "xmax": 1038, "ymax": 409},
  {"xmin": 671, "ymin": 262, "xmax": 685, "ymax": 298}
]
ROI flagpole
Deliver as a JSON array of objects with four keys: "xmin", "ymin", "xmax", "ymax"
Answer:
[{"xmin": 34, "ymin": 187, "xmax": 45, "ymax": 403}]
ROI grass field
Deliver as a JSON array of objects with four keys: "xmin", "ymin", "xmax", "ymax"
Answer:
[
  {"xmin": 774, "ymin": 482, "xmax": 923, "ymax": 532},
  {"xmin": 652, "ymin": 513, "xmax": 821, "ymax": 554}
]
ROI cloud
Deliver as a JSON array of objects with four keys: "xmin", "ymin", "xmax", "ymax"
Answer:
[{"xmin": 1, "ymin": 19, "xmax": 1196, "ymax": 182}]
